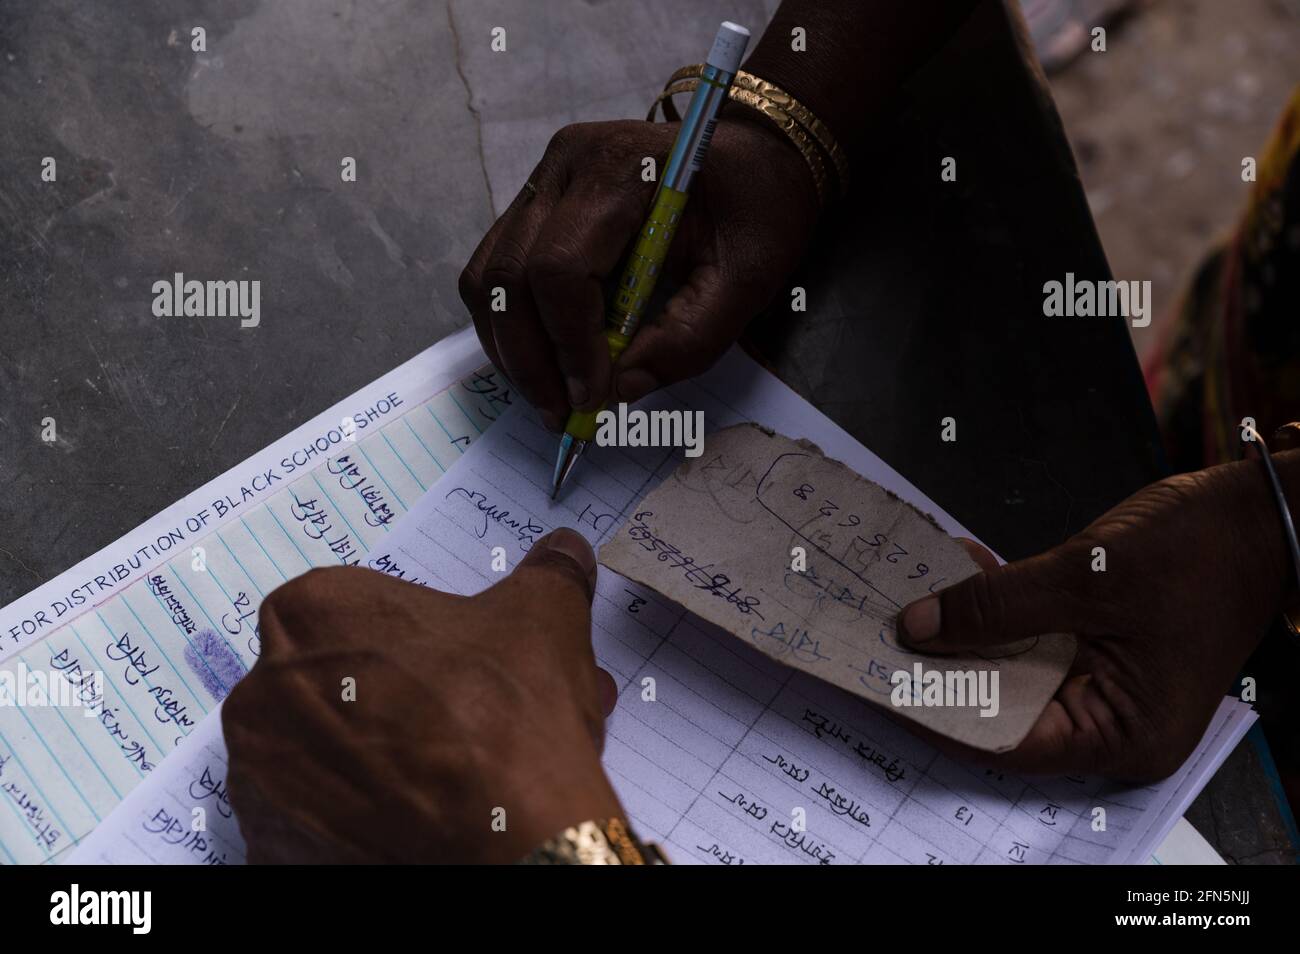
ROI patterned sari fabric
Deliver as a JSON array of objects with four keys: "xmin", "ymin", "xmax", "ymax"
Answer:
[{"xmin": 1146, "ymin": 87, "xmax": 1300, "ymax": 472}]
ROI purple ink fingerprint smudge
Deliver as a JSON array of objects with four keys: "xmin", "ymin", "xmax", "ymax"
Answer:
[{"xmin": 184, "ymin": 630, "xmax": 248, "ymax": 700}]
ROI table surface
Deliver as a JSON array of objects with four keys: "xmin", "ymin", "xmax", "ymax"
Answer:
[{"xmin": 0, "ymin": 0, "xmax": 1293, "ymax": 862}]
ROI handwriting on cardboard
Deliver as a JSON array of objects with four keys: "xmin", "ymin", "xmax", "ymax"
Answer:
[{"xmin": 598, "ymin": 423, "xmax": 1074, "ymax": 752}]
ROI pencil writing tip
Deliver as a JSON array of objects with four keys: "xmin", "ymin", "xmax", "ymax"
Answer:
[{"xmin": 551, "ymin": 433, "xmax": 586, "ymax": 502}]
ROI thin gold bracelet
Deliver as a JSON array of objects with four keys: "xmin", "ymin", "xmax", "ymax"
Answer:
[
  {"xmin": 665, "ymin": 65, "xmax": 852, "ymax": 193},
  {"xmin": 652, "ymin": 79, "xmax": 830, "ymax": 205},
  {"xmin": 649, "ymin": 65, "xmax": 850, "ymax": 203}
]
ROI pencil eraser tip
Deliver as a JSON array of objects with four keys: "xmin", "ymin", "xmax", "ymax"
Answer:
[{"xmin": 707, "ymin": 21, "xmax": 750, "ymax": 74}]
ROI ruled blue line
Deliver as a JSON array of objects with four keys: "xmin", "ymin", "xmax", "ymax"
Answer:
[
  {"xmin": 3, "ymin": 665, "xmax": 101, "ymax": 823},
  {"xmin": 165, "ymin": 565, "xmax": 250, "ymax": 687},
  {"xmin": 446, "ymin": 391, "xmax": 484, "ymax": 437},
  {"xmin": 266, "ymin": 503, "xmax": 317, "ymax": 570},
  {"xmin": 217, "ymin": 529, "xmax": 266, "ymax": 599},
  {"xmin": 241, "ymin": 515, "xmax": 294, "ymax": 582},
  {"xmin": 94, "ymin": 603, "xmax": 206, "ymax": 731},
  {"xmin": 0, "ymin": 723, "xmax": 78, "ymax": 853},
  {"xmin": 0, "ymin": 724, "xmax": 53, "ymax": 861},
  {"xmin": 0, "ymin": 809, "xmax": 19, "ymax": 863},
  {"xmin": 68, "ymin": 621, "xmax": 171, "ymax": 757},
  {"xmin": 135, "ymin": 580, "xmax": 233, "ymax": 704},
  {"xmin": 188, "ymin": 561, "xmax": 255, "ymax": 663},
  {"xmin": 381, "ymin": 430, "xmax": 427, "ymax": 492},
  {"xmin": 435, "ymin": 397, "xmax": 477, "ymax": 442},
  {"xmin": 309, "ymin": 472, "xmax": 372, "ymax": 552},
  {"xmin": 119, "ymin": 591, "xmax": 210, "ymax": 712},
  {"xmin": 132, "ymin": 579, "xmax": 233, "ymax": 707},
  {"xmin": 403, "ymin": 417, "xmax": 446, "ymax": 474},
  {"xmin": 42, "ymin": 686, "xmax": 133, "ymax": 795},
  {"xmin": 354, "ymin": 441, "xmax": 407, "ymax": 513}
]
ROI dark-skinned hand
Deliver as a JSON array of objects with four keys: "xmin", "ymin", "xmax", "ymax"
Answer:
[
  {"xmin": 223, "ymin": 529, "xmax": 621, "ymax": 863},
  {"xmin": 459, "ymin": 114, "xmax": 819, "ymax": 430},
  {"xmin": 899, "ymin": 453, "xmax": 1296, "ymax": 781}
]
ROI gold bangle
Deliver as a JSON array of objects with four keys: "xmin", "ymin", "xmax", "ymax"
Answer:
[
  {"xmin": 662, "ymin": 65, "xmax": 851, "ymax": 193},
  {"xmin": 649, "ymin": 65, "xmax": 850, "ymax": 201},
  {"xmin": 651, "ymin": 78, "xmax": 830, "ymax": 205},
  {"xmin": 732, "ymin": 72, "xmax": 852, "ymax": 193},
  {"xmin": 516, "ymin": 818, "xmax": 670, "ymax": 865}
]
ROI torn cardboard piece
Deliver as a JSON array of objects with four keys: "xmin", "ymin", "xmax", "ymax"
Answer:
[{"xmin": 598, "ymin": 423, "xmax": 1075, "ymax": 752}]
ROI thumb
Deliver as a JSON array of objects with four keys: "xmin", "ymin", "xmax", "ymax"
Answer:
[
  {"xmin": 897, "ymin": 552, "xmax": 1070, "ymax": 653},
  {"xmin": 612, "ymin": 263, "xmax": 755, "ymax": 403},
  {"xmin": 508, "ymin": 527, "xmax": 598, "ymax": 604},
  {"xmin": 498, "ymin": 528, "xmax": 614, "ymax": 741}
]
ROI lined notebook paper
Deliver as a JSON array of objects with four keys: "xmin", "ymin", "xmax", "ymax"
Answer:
[
  {"xmin": 0, "ymin": 329, "xmax": 498, "ymax": 863},
  {"xmin": 72, "ymin": 345, "xmax": 1254, "ymax": 865}
]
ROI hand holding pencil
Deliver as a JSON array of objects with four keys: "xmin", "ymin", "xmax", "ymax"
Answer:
[{"xmin": 457, "ymin": 26, "xmax": 820, "ymax": 452}]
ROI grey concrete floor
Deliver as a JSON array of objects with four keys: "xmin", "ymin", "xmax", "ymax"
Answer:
[{"xmin": 0, "ymin": 0, "xmax": 778, "ymax": 600}]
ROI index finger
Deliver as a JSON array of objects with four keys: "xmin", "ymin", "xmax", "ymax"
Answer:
[{"xmin": 526, "ymin": 175, "xmax": 655, "ymax": 412}]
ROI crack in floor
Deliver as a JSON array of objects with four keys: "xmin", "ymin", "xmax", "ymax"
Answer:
[
  {"xmin": 0, "ymin": 545, "xmax": 40, "ymax": 583},
  {"xmin": 446, "ymin": 0, "xmax": 497, "ymax": 216}
]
